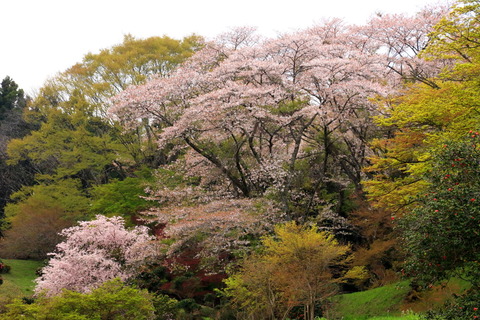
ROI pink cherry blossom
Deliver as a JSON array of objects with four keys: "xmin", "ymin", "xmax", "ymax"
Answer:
[
  {"xmin": 35, "ymin": 215, "xmax": 158, "ymax": 297},
  {"xmin": 110, "ymin": 10, "xmax": 446, "ymax": 204}
]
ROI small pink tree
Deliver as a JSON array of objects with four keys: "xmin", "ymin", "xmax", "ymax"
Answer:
[{"xmin": 35, "ymin": 215, "xmax": 158, "ymax": 297}]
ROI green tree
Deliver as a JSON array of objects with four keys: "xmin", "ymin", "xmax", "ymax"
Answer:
[
  {"xmin": 89, "ymin": 168, "xmax": 156, "ymax": 220},
  {"xmin": 400, "ymin": 134, "xmax": 480, "ymax": 288},
  {"xmin": 0, "ymin": 76, "xmax": 26, "ymax": 120},
  {"xmin": 0, "ymin": 180, "xmax": 89, "ymax": 260},
  {"xmin": 57, "ymin": 34, "xmax": 202, "ymax": 109},
  {"xmin": 223, "ymin": 222, "xmax": 366, "ymax": 320},
  {"xmin": 422, "ymin": 0, "xmax": 480, "ymax": 65},
  {"xmin": 0, "ymin": 76, "xmax": 34, "ymax": 233},
  {"xmin": 364, "ymin": 0, "xmax": 480, "ymax": 214},
  {"xmin": 7, "ymin": 91, "xmax": 120, "ymax": 186}
]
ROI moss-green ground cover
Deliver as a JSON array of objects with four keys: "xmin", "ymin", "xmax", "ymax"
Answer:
[
  {"xmin": 327, "ymin": 281, "xmax": 411, "ymax": 319},
  {"xmin": 1, "ymin": 259, "xmax": 42, "ymax": 296}
]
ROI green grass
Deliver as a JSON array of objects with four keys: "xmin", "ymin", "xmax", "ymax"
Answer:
[
  {"xmin": 316, "ymin": 316, "xmax": 419, "ymax": 320},
  {"xmin": 1, "ymin": 259, "xmax": 43, "ymax": 296},
  {"xmin": 316, "ymin": 317, "xmax": 419, "ymax": 320},
  {"xmin": 0, "ymin": 259, "xmax": 42, "ymax": 311},
  {"xmin": 402, "ymin": 277, "xmax": 470, "ymax": 313},
  {"xmin": 367, "ymin": 315, "xmax": 420, "ymax": 320},
  {"xmin": 326, "ymin": 277, "xmax": 470, "ymax": 319},
  {"xmin": 328, "ymin": 281, "xmax": 412, "ymax": 320}
]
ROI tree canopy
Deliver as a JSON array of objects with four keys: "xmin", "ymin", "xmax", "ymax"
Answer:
[{"xmin": 363, "ymin": 0, "xmax": 480, "ymax": 214}]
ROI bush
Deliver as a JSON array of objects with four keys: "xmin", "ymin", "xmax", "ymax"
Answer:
[
  {"xmin": 0, "ymin": 262, "xmax": 11, "ymax": 274},
  {"xmin": 423, "ymin": 289, "xmax": 480, "ymax": 320},
  {"xmin": 0, "ymin": 279, "xmax": 156, "ymax": 320},
  {"xmin": 90, "ymin": 169, "xmax": 156, "ymax": 220},
  {"xmin": 400, "ymin": 135, "xmax": 480, "ymax": 288}
]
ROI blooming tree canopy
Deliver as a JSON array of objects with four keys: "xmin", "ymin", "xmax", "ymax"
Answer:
[
  {"xmin": 142, "ymin": 198, "xmax": 283, "ymax": 268},
  {"xmin": 111, "ymin": 10, "xmax": 444, "ymax": 218},
  {"xmin": 35, "ymin": 215, "xmax": 158, "ymax": 296},
  {"xmin": 110, "ymin": 21, "xmax": 400, "ymax": 213}
]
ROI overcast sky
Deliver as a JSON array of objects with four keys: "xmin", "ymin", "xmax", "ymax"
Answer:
[{"xmin": 2, "ymin": 0, "xmax": 445, "ymax": 95}]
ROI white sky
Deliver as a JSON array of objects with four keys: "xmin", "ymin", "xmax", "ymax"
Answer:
[{"xmin": 2, "ymin": 0, "xmax": 445, "ymax": 95}]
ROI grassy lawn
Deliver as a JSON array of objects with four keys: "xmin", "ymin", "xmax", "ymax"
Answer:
[
  {"xmin": 325, "ymin": 277, "xmax": 470, "ymax": 320},
  {"xmin": 367, "ymin": 315, "xmax": 420, "ymax": 320},
  {"xmin": 1, "ymin": 259, "xmax": 43, "ymax": 296},
  {"xmin": 327, "ymin": 281, "xmax": 412, "ymax": 320},
  {"xmin": 316, "ymin": 315, "xmax": 420, "ymax": 320}
]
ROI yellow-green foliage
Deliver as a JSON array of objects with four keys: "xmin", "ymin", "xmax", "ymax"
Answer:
[
  {"xmin": 422, "ymin": 0, "xmax": 480, "ymax": 64},
  {"xmin": 0, "ymin": 279, "xmax": 156, "ymax": 320},
  {"xmin": 223, "ymin": 222, "xmax": 366, "ymax": 320},
  {"xmin": 363, "ymin": 81, "xmax": 479, "ymax": 213},
  {"xmin": 5, "ymin": 179, "xmax": 90, "ymax": 220},
  {"xmin": 364, "ymin": 0, "xmax": 480, "ymax": 214},
  {"xmin": 7, "ymin": 92, "xmax": 120, "ymax": 184}
]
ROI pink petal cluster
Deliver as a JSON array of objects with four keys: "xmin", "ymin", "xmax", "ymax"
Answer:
[
  {"xmin": 142, "ymin": 198, "xmax": 282, "ymax": 266},
  {"xmin": 35, "ymin": 215, "xmax": 158, "ymax": 297}
]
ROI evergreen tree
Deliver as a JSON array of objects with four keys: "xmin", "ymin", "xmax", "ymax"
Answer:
[
  {"xmin": 0, "ymin": 76, "xmax": 34, "ymax": 233},
  {"xmin": 0, "ymin": 76, "xmax": 26, "ymax": 120}
]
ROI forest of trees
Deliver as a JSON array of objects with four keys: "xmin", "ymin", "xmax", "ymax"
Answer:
[{"xmin": 0, "ymin": 0, "xmax": 479, "ymax": 319}]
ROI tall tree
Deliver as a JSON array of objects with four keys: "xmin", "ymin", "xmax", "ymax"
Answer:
[
  {"xmin": 1, "ymin": 35, "xmax": 202, "ymax": 254},
  {"xmin": 6, "ymin": 34, "xmax": 202, "ymax": 196},
  {"xmin": 223, "ymin": 222, "xmax": 365, "ymax": 320},
  {"xmin": 110, "ymin": 23, "xmax": 392, "ymax": 216},
  {"xmin": 0, "ymin": 76, "xmax": 26, "ymax": 120},
  {"xmin": 48, "ymin": 34, "xmax": 203, "ymax": 114},
  {"xmin": 363, "ymin": 0, "xmax": 480, "ymax": 214},
  {"xmin": 0, "ymin": 76, "xmax": 34, "ymax": 233}
]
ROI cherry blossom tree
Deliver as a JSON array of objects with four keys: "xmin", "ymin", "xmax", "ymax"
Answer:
[
  {"xmin": 35, "ymin": 215, "xmax": 158, "ymax": 297},
  {"xmin": 142, "ymin": 198, "xmax": 283, "ymax": 267},
  {"xmin": 110, "ymin": 22, "xmax": 392, "ymax": 216},
  {"xmin": 354, "ymin": 5, "xmax": 449, "ymax": 88}
]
